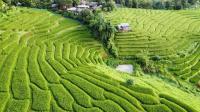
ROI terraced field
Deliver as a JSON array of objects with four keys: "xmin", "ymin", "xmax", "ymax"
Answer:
[
  {"xmin": 0, "ymin": 7, "xmax": 200, "ymax": 112},
  {"xmin": 104, "ymin": 8, "xmax": 200, "ymax": 84}
]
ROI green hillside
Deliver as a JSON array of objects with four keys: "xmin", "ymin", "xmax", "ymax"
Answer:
[
  {"xmin": 0, "ymin": 7, "xmax": 200, "ymax": 112},
  {"xmin": 104, "ymin": 8, "xmax": 200, "ymax": 84}
]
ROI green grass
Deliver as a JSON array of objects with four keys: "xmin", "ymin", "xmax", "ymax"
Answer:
[
  {"xmin": 104, "ymin": 8, "xmax": 200, "ymax": 84},
  {"xmin": 0, "ymin": 7, "xmax": 199, "ymax": 112}
]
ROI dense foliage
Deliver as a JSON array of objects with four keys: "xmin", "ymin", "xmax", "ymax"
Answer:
[
  {"xmin": 64, "ymin": 9, "xmax": 118, "ymax": 57},
  {"xmin": 115, "ymin": 0, "xmax": 200, "ymax": 9},
  {"xmin": 0, "ymin": 0, "xmax": 8, "ymax": 12}
]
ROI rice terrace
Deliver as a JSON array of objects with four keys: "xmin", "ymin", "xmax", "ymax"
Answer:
[{"xmin": 0, "ymin": 0, "xmax": 200, "ymax": 112}]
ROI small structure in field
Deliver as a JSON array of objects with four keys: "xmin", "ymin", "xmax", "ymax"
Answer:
[
  {"xmin": 117, "ymin": 23, "xmax": 131, "ymax": 32},
  {"xmin": 116, "ymin": 64, "xmax": 133, "ymax": 74}
]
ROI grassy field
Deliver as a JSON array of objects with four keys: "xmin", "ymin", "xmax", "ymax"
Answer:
[
  {"xmin": 0, "ymin": 7, "xmax": 200, "ymax": 112},
  {"xmin": 104, "ymin": 8, "xmax": 200, "ymax": 84}
]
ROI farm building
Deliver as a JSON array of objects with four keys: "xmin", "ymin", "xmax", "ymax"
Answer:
[{"xmin": 117, "ymin": 23, "xmax": 131, "ymax": 32}]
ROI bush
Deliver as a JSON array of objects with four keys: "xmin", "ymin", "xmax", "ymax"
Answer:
[
  {"xmin": 105, "ymin": 57, "xmax": 119, "ymax": 68},
  {"xmin": 126, "ymin": 79, "xmax": 134, "ymax": 86},
  {"xmin": 151, "ymin": 55, "xmax": 161, "ymax": 61}
]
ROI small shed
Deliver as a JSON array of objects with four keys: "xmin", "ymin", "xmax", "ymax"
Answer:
[
  {"xmin": 117, "ymin": 23, "xmax": 130, "ymax": 32},
  {"xmin": 116, "ymin": 64, "xmax": 133, "ymax": 74}
]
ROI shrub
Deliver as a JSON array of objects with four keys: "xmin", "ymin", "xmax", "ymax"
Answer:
[
  {"xmin": 151, "ymin": 55, "xmax": 161, "ymax": 61},
  {"xmin": 105, "ymin": 57, "xmax": 119, "ymax": 68},
  {"xmin": 126, "ymin": 79, "xmax": 134, "ymax": 86}
]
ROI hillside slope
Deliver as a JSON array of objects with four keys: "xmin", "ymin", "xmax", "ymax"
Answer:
[
  {"xmin": 104, "ymin": 8, "xmax": 200, "ymax": 85},
  {"xmin": 0, "ymin": 8, "xmax": 200, "ymax": 112}
]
